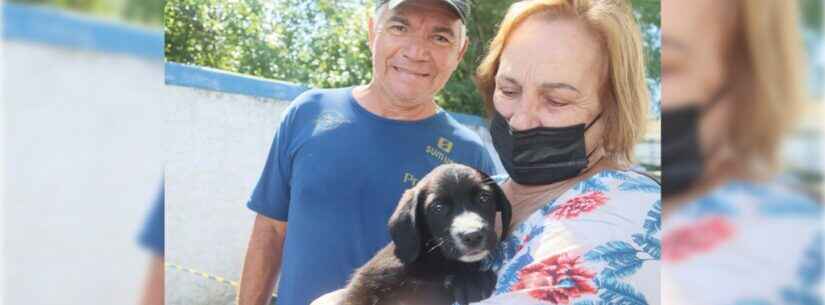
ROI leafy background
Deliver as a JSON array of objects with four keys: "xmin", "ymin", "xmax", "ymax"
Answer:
[
  {"xmin": 9, "ymin": 0, "xmax": 670, "ymax": 118},
  {"xmin": 10, "ymin": 0, "xmax": 823, "ymax": 117}
]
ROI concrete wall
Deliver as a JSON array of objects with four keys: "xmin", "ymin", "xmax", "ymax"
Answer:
[{"xmin": 3, "ymin": 4, "xmax": 166, "ymax": 305}]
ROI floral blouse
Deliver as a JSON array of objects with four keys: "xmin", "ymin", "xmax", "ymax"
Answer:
[
  {"xmin": 473, "ymin": 170, "xmax": 662, "ymax": 305},
  {"xmin": 661, "ymin": 180, "xmax": 822, "ymax": 305}
]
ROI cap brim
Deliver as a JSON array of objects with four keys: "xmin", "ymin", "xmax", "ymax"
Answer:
[{"xmin": 386, "ymin": 0, "xmax": 466, "ymax": 24}]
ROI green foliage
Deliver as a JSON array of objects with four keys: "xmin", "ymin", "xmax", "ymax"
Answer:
[
  {"xmin": 164, "ymin": 0, "xmax": 661, "ymax": 116},
  {"xmin": 9, "ymin": 0, "xmax": 115, "ymax": 17},
  {"xmin": 123, "ymin": 0, "xmax": 165, "ymax": 25},
  {"xmin": 801, "ymin": 0, "xmax": 823, "ymax": 33},
  {"xmin": 165, "ymin": 0, "xmax": 373, "ymax": 89}
]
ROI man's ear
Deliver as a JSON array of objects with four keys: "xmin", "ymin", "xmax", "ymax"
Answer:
[
  {"xmin": 457, "ymin": 34, "xmax": 470, "ymax": 62},
  {"xmin": 388, "ymin": 186, "xmax": 425, "ymax": 264},
  {"xmin": 367, "ymin": 17, "xmax": 376, "ymax": 53}
]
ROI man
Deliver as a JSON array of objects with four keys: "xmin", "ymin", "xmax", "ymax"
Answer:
[
  {"xmin": 138, "ymin": 183, "xmax": 164, "ymax": 305},
  {"xmin": 237, "ymin": 1, "xmax": 496, "ymax": 305}
]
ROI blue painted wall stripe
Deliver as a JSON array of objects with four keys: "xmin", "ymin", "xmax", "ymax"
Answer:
[
  {"xmin": 165, "ymin": 61, "xmax": 310, "ymax": 102},
  {"xmin": 2, "ymin": 3, "xmax": 487, "ymax": 128},
  {"xmin": 164, "ymin": 61, "xmax": 488, "ymax": 128},
  {"xmin": 2, "ymin": 3, "xmax": 163, "ymax": 59}
]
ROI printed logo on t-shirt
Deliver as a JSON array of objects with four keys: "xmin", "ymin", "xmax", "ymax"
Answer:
[
  {"xmin": 403, "ymin": 172, "xmax": 420, "ymax": 187},
  {"xmin": 313, "ymin": 111, "xmax": 350, "ymax": 135},
  {"xmin": 426, "ymin": 136, "xmax": 455, "ymax": 165},
  {"xmin": 437, "ymin": 137, "xmax": 453, "ymax": 153}
]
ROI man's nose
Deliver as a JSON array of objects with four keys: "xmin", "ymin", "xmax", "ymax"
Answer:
[{"xmin": 400, "ymin": 37, "xmax": 430, "ymax": 62}]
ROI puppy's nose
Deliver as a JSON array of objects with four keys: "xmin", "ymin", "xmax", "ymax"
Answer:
[{"xmin": 459, "ymin": 231, "xmax": 485, "ymax": 248}]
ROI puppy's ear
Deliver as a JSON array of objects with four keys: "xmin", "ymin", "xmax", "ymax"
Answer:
[
  {"xmin": 388, "ymin": 186, "xmax": 425, "ymax": 264},
  {"xmin": 489, "ymin": 181, "xmax": 512, "ymax": 239},
  {"xmin": 478, "ymin": 169, "xmax": 512, "ymax": 239}
]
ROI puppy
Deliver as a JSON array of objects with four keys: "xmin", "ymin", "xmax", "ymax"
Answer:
[{"xmin": 340, "ymin": 164, "xmax": 511, "ymax": 305}]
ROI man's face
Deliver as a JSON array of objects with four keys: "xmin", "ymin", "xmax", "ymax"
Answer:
[{"xmin": 368, "ymin": 0, "xmax": 468, "ymax": 106}]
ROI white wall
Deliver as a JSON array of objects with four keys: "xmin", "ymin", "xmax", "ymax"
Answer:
[{"xmin": 3, "ymin": 41, "xmax": 165, "ymax": 305}]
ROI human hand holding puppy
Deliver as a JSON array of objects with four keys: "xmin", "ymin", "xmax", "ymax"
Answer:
[{"xmin": 313, "ymin": 164, "xmax": 510, "ymax": 305}]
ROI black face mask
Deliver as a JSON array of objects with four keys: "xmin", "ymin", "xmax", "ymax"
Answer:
[
  {"xmin": 490, "ymin": 111, "xmax": 602, "ymax": 185},
  {"xmin": 661, "ymin": 86, "xmax": 728, "ymax": 197}
]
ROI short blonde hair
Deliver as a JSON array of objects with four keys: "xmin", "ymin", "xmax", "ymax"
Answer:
[
  {"xmin": 727, "ymin": 0, "xmax": 806, "ymax": 176},
  {"xmin": 475, "ymin": 0, "xmax": 649, "ymax": 165}
]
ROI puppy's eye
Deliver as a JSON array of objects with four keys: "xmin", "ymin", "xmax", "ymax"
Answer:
[
  {"xmin": 479, "ymin": 192, "xmax": 492, "ymax": 204},
  {"xmin": 431, "ymin": 201, "xmax": 446, "ymax": 214}
]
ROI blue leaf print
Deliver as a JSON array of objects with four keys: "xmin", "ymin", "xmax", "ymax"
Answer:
[
  {"xmin": 573, "ymin": 299, "xmax": 603, "ymax": 305},
  {"xmin": 632, "ymin": 233, "xmax": 661, "ymax": 260},
  {"xmin": 600, "ymin": 257, "xmax": 643, "ymax": 279},
  {"xmin": 797, "ymin": 233, "xmax": 822, "ymax": 288},
  {"xmin": 731, "ymin": 300, "xmax": 773, "ymax": 305},
  {"xmin": 574, "ymin": 177, "xmax": 611, "ymax": 193},
  {"xmin": 781, "ymin": 287, "xmax": 822, "ymax": 305},
  {"xmin": 584, "ymin": 241, "xmax": 640, "ymax": 267},
  {"xmin": 681, "ymin": 195, "xmax": 737, "ymax": 218},
  {"xmin": 643, "ymin": 200, "xmax": 662, "ymax": 235},
  {"xmin": 595, "ymin": 277, "xmax": 649, "ymax": 305},
  {"xmin": 618, "ymin": 178, "xmax": 660, "ymax": 193},
  {"xmin": 600, "ymin": 170, "xmax": 631, "ymax": 181},
  {"xmin": 496, "ymin": 252, "xmax": 534, "ymax": 294}
]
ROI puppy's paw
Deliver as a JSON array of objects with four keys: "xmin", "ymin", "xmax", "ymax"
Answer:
[{"xmin": 444, "ymin": 270, "xmax": 496, "ymax": 305}]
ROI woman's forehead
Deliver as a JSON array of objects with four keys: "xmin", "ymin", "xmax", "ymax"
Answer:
[{"xmin": 499, "ymin": 16, "xmax": 606, "ymax": 90}]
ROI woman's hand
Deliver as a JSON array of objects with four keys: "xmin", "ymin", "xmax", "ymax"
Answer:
[{"xmin": 310, "ymin": 289, "xmax": 346, "ymax": 305}]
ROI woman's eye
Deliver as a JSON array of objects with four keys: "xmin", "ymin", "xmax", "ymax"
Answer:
[
  {"xmin": 499, "ymin": 88, "xmax": 519, "ymax": 98},
  {"xmin": 545, "ymin": 97, "xmax": 567, "ymax": 107}
]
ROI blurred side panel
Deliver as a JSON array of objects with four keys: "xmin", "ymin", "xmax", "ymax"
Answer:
[{"xmin": 2, "ymin": 3, "xmax": 165, "ymax": 305}]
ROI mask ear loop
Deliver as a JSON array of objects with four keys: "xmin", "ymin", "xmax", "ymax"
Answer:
[
  {"xmin": 700, "ymin": 84, "xmax": 732, "ymax": 114},
  {"xmin": 584, "ymin": 112, "xmax": 604, "ymax": 131},
  {"xmin": 583, "ymin": 112, "xmax": 605, "ymax": 170}
]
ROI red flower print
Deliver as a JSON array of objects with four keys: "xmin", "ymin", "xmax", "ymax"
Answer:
[
  {"xmin": 550, "ymin": 192, "xmax": 608, "ymax": 220},
  {"xmin": 512, "ymin": 253, "xmax": 597, "ymax": 304},
  {"xmin": 662, "ymin": 216, "xmax": 735, "ymax": 262}
]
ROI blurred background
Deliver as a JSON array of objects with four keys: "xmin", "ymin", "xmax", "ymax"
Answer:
[
  {"xmin": 158, "ymin": 1, "xmax": 659, "ymax": 305},
  {"xmin": 0, "ymin": 0, "xmax": 822, "ymax": 304},
  {"xmin": 2, "ymin": 1, "xmax": 165, "ymax": 305}
]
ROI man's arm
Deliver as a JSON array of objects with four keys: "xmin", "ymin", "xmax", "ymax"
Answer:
[
  {"xmin": 237, "ymin": 214, "xmax": 287, "ymax": 305},
  {"xmin": 139, "ymin": 255, "xmax": 164, "ymax": 305}
]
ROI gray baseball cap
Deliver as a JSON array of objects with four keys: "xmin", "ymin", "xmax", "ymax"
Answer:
[{"xmin": 378, "ymin": 0, "xmax": 470, "ymax": 24}]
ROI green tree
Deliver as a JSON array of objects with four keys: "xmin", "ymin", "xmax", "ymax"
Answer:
[{"xmin": 164, "ymin": 0, "xmax": 661, "ymax": 117}]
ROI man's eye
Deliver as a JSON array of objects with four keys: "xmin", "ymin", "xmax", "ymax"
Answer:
[
  {"xmin": 388, "ymin": 24, "xmax": 407, "ymax": 34},
  {"xmin": 433, "ymin": 35, "xmax": 451, "ymax": 45}
]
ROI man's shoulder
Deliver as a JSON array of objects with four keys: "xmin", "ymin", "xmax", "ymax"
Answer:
[
  {"xmin": 437, "ymin": 111, "xmax": 487, "ymax": 147},
  {"xmin": 289, "ymin": 87, "xmax": 352, "ymax": 109}
]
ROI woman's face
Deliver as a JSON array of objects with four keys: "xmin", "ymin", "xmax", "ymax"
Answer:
[
  {"xmin": 662, "ymin": 0, "xmax": 736, "ymax": 108},
  {"xmin": 494, "ymin": 15, "xmax": 606, "ymax": 151}
]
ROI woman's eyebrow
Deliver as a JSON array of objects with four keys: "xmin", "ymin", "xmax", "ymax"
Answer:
[
  {"xmin": 496, "ymin": 75, "xmax": 520, "ymax": 86},
  {"xmin": 540, "ymin": 82, "xmax": 580, "ymax": 94}
]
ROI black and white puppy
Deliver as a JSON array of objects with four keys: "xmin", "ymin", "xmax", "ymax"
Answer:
[{"xmin": 340, "ymin": 164, "xmax": 512, "ymax": 305}]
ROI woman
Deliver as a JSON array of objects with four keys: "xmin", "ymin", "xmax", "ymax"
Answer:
[
  {"xmin": 471, "ymin": 0, "xmax": 658, "ymax": 304},
  {"xmin": 315, "ymin": 0, "xmax": 659, "ymax": 304},
  {"xmin": 661, "ymin": 1, "xmax": 821, "ymax": 304}
]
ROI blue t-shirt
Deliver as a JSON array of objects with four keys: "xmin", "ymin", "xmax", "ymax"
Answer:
[
  {"xmin": 247, "ymin": 87, "xmax": 496, "ymax": 305},
  {"xmin": 139, "ymin": 182, "xmax": 164, "ymax": 256}
]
